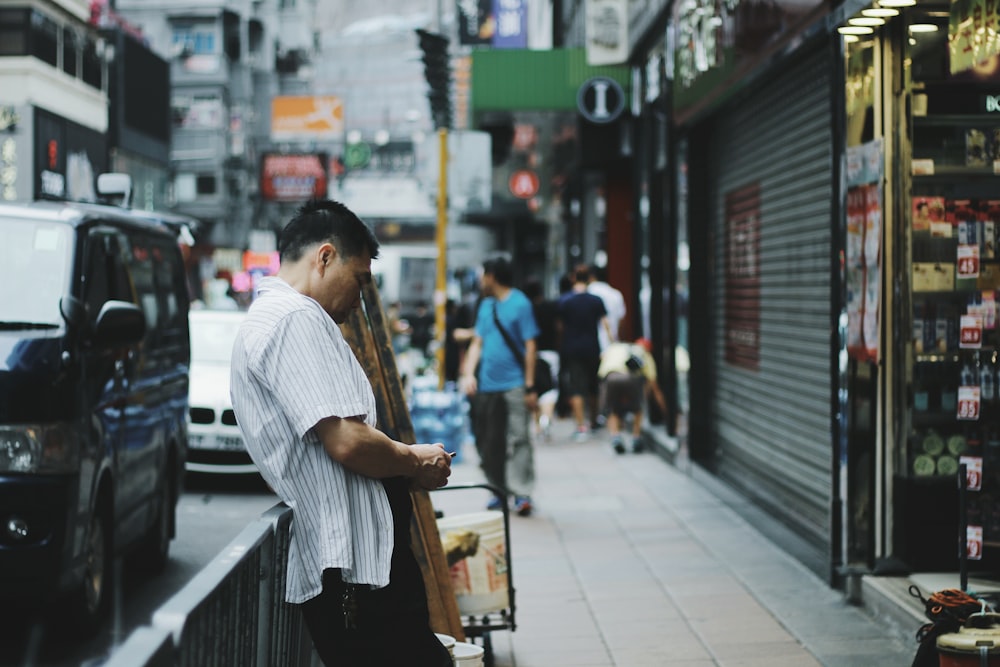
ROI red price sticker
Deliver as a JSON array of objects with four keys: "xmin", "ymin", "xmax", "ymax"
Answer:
[
  {"xmin": 958, "ymin": 386, "xmax": 981, "ymax": 420},
  {"xmin": 960, "ymin": 315, "xmax": 984, "ymax": 349},
  {"xmin": 958, "ymin": 244, "xmax": 980, "ymax": 278},
  {"xmin": 961, "ymin": 455, "xmax": 983, "ymax": 491},
  {"xmin": 968, "ymin": 525, "xmax": 984, "ymax": 561}
]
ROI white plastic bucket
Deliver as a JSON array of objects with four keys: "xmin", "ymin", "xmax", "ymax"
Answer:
[
  {"xmin": 437, "ymin": 511, "xmax": 508, "ymax": 615},
  {"xmin": 435, "ymin": 633, "xmax": 456, "ymax": 658},
  {"xmin": 451, "ymin": 641, "xmax": 485, "ymax": 667}
]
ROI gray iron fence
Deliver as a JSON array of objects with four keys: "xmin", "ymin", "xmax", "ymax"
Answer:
[{"xmin": 104, "ymin": 503, "xmax": 319, "ymax": 667}]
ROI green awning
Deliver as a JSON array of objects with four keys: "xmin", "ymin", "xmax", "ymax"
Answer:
[{"xmin": 471, "ymin": 48, "xmax": 631, "ymax": 112}]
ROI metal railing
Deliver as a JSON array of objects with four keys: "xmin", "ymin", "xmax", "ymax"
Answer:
[{"xmin": 104, "ymin": 503, "xmax": 319, "ymax": 667}]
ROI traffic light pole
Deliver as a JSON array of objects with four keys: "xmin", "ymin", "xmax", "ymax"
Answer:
[{"xmin": 435, "ymin": 127, "xmax": 448, "ymax": 390}]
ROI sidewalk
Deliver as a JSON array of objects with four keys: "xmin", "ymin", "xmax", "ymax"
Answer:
[{"xmin": 431, "ymin": 417, "xmax": 916, "ymax": 667}]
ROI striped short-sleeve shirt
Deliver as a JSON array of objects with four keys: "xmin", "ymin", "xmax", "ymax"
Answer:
[{"xmin": 230, "ymin": 277, "xmax": 393, "ymax": 603}]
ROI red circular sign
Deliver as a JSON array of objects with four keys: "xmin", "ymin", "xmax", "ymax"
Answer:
[{"xmin": 509, "ymin": 170, "xmax": 539, "ymax": 199}]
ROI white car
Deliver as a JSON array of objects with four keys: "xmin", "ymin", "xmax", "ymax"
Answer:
[{"xmin": 186, "ymin": 309, "xmax": 257, "ymax": 474}]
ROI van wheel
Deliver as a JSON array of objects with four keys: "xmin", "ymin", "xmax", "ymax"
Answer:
[
  {"xmin": 136, "ymin": 477, "xmax": 172, "ymax": 574},
  {"xmin": 65, "ymin": 502, "xmax": 112, "ymax": 638}
]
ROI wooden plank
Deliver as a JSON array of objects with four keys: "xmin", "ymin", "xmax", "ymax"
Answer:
[{"xmin": 341, "ymin": 283, "xmax": 466, "ymax": 642}]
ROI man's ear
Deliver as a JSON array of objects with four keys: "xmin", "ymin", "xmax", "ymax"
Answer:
[{"xmin": 318, "ymin": 243, "xmax": 337, "ymax": 270}]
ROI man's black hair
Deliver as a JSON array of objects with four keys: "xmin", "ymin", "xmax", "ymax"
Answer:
[
  {"xmin": 482, "ymin": 256, "xmax": 514, "ymax": 287},
  {"xmin": 278, "ymin": 199, "xmax": 380, "ymax": 263}
]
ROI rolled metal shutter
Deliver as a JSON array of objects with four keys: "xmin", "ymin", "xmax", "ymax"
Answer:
[{"xmin": 706, "ymin": 44, "xmax": 834, "ymax": 554}]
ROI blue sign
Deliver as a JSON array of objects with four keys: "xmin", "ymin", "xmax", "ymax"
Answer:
[{"xmin": 492, "ymin": 0, "xmax": 527, "ymax": 49}]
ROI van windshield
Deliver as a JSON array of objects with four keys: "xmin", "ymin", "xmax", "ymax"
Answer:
[{"xmin": 0, "ymin": 218, "xmax": 72, "ymax": 327}]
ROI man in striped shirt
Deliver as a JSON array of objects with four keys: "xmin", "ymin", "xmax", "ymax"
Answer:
[{"xmin": 231, "ymin": 199, "xmax": 454, "ymax": 667}]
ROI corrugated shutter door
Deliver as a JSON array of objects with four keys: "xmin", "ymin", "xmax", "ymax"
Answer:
[{"xmin": 707, "ymin": 45, "xmax": 834, "ymax": 553}]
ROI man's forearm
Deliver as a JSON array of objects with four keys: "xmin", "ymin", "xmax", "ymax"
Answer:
[{"xmin": 316, "ymin": 417, "xmax": 418, "ymax": 479}]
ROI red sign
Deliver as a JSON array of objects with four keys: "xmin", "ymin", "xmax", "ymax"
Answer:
[
  {"xmin": 724, "ymin": 183, "xmax": 761, "ymax": 370},
  {"xmin": 509, "ymin": 170, "xmax": 539, "ymax": 199},
  {"xmin": 260, "ymin": 154, "xmax": 327, "ymax": 202}
]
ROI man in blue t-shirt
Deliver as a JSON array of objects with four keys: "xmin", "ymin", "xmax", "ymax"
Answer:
[
  {"xmin": 557, "ymin": 267, "xmax": 611, "ymax": 441},
  {"xmin": 459, "ymin": 257, "xmax": 540, "ymax": 516}
]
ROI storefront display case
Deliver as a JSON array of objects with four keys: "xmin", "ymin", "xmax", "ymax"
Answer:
[{"xmin": 903, "ymin": 11, "xmax": 1000, "ymax": 571}]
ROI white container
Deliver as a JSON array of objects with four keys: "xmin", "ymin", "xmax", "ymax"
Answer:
[
  {"xmin": 436, "ymin": 511, "xmax": 508, "ymax": 615},
  {"xmin": 452, "ymin": 641, "xmax": 485, "ymax": 667},
  {"xmin": 435, "ymin": 633, "xmax": 456, "ymax": 657}
]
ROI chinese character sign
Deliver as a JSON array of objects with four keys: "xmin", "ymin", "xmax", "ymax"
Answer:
[{"xmin": 492, "ymin": 0, "xmax": 527, "ymax": 49}]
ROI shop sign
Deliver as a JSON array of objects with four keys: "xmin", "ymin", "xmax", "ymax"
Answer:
[
  {"xmin": 457, "ymin": 0, "xmax": 492, "ymax": 46},
  {"xmin": 724, "ymin": 182, "xmax": 760, "ymax": 371},
  {"xmin": 270, "ymin": 96, "xmax": 344, "ymax": 141},
  {"xmin": 492, "ymin": 0, "xmax": 527, "ymax": 49},
  {"xmin": 259, "ymin": 153, "xmax": 327, "ymax": 202},
  {"xmin": 577, "ymin": 76, "xmax": 626, "ymax": 124},
  {"xmin": 949, "ymin": 0, "xmax": 1000, "ymax": 75},
  {"xmin": 586, "ymin": 0, "xmax": 628, "ymax": 66}
]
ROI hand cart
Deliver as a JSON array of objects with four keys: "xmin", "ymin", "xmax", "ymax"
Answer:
[{"xmin": 432, "ymin": 483, "xmax": 516, "ymax": 667}]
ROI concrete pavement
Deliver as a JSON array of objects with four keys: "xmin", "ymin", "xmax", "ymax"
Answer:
[{"xmin": 430, "ymin": 417, "xmax": 917, "ymax": 667}]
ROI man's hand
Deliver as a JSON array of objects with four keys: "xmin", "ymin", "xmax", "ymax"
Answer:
[
  {"xmin": 410, "ymin": 443, "xmax": 454, "ymax": 490},
  {"xmin": 459, "ymin": 374, "xmax": 478, "ymax": 396}
]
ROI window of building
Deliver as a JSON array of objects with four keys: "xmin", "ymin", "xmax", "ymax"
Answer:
[
  {"xmin": 196, "ymin": 174, "xmax": 217, "ymax": 195},
  {"xmin": 0, "ymin": 8, "xmax": 28, "ymax": 56},
  {"xmin": 29, "ymin": 9, "xmax": 58, "ymax": 68},
  {"xmin": 62, "ymin": 27, "xmax": 78, "ymax": 77},
  {"xmin": 82, "ymin": 36, "xmax": 102, "ymax": 88},
  {"xmin": 172, "ymin": 24, "xmax": 217, "ymax": 57}
]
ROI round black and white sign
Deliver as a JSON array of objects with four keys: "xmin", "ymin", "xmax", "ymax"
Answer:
[{"xmin": 577, "ymin": 76, "xmax": 625, "ymax": 124}]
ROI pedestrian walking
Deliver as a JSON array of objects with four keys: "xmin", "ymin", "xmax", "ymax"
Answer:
[
  {"xmin": 557, "ymin": 267, "xmax": 611, "ymax": 441},
  {"xmin": 459, "ymin": 257, "xmax": 540, "ymax": 516},
  {"xmin": 524, "ymin": 279, "xmax": 559, "ymax": 440},
  {"xmin": 598, "ymin": 337, "xmax": 667, "ymax": 454},
  {"xmin": 586, "ymin": 264, "xmax": 626, "ymax": 351},
  {"xmin": 230, "ymin": 199, "xmax": 454, "ymax": 667}
]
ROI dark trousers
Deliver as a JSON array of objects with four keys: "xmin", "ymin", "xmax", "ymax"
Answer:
[
  {"xmin": 300, "ymin": 560, "xmax": 452, "ymax": 667},
  {"xmin": 299, "ymin": 478, "xmax": 451, "ymax": 667}
]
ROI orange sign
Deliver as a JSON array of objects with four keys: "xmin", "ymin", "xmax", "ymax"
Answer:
[
  {"xmin": 271, "ymin": 96, "xmax": 344, "ymax": 140},
  {"xmin": 509, "ymin": 170, "xmax": 539, "ymax": 199}
]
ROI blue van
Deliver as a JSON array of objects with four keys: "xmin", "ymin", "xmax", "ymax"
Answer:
[{"xmin": 0, "ymin": 197, "xmax": 190, "ymax": 635}]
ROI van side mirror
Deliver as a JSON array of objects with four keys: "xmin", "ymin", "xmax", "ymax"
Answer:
[
  {"xmin": 59, "ymin": 296, "xmax": 87, "ymax": 331},
  {"xmin": 93, "ymin": 301, "xmax": 146, "ymax": 348}
]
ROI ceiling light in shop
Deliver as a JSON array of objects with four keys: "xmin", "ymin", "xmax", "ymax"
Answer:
[
  {"xmin": 850, "ymin": 16, "xmax": 886, "ymax": 26},
  {"xmin": 839, "ymin": 25, "xmax": 875, "ymax": 34},
  {"xmin": 842, "ymin": 34, "xmax": 860, "ymax": 42},
  {"xmin": 908, "ymin": 23, "xmax": 940, "ymax": 32},
  {"xmin": 878, "ymin": 0, "xmax": 916, "ymax": 6},
  {"xmin": 862, "ymin": 7, "xmax": 899, "ymax": 17}
]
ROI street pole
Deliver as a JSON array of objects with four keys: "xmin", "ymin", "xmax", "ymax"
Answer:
[{"xmin": 435, "ymin": 127, "xmax": 448, "ymax": 390}]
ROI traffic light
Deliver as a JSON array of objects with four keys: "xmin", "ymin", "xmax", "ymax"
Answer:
[{"xmin": 416, "ymin": 29, "xmax": 452, "ymax": 129}]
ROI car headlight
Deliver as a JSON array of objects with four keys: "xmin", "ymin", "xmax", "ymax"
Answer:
[{"xmin": 0, "ymin": 425, "xmax": 80, "ymax": 473}]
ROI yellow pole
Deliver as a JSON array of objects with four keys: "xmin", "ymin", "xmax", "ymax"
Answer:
[{"xmin": 435, "ymin": 128, "xmax": 448, "ymax": 390}]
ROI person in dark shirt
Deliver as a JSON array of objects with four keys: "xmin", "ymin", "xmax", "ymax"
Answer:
[
  {"xmin": 407, "ymin": 301, "xmax": 435, "ymax": 357},
  {"xmin": 525, "ymin": 279, "xmax": 559, "ymax": 439},
  {"xmin": 557, "ymin": 267, "xmax": 611, "ymax": 441}
]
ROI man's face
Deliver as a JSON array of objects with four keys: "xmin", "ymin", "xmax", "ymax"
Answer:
[
  {"xmin": 321, "ymin": 249, "xmax": 373, "ymax": 323},
  {"xmin": 480, "ymin": 271, "xmax": 496, "ymax": 296}
]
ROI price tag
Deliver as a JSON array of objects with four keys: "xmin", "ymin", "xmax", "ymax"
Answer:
[
  {"xmin": 968, "ymin": 525, "xmax": 984, "ymax": 561},
  {"xmin": 958, "ymin": 386, "xmax": 981, "ymax": 420},
  {"xmin": 958, "ymin": 244, "xmax": 980, "ymax": 278},
  {"xmin": 960, "ymin": 315, "xmax": 984, "ymax": 349},
  {"xmin": 960, "ymin": 455, "xmax": 983, "ymax": 491}
]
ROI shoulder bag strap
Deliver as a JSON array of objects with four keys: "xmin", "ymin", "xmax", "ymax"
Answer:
[{"xmin": 492, "ymin": 302, "xmax": 524, "ymax": 365}]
